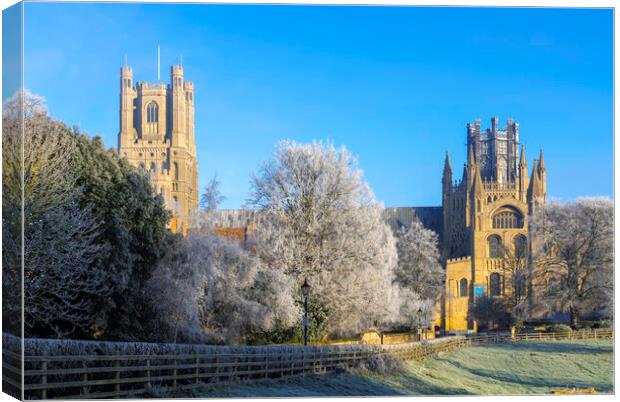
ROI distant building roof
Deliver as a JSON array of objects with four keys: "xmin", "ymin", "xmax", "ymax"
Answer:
[
  {"xmin": 382, "ymin": 207, "xmax": 443, "ymax": 240},
  {"xmin": 207, "ymin": 206, "xmax": 443, "ymax": 240}
]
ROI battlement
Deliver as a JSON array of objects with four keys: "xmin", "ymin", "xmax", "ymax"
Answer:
[
  {"xmin": 136, "ymin": 81, "xmax": 167, "ymax": 90},
  {"xmin": 171, "ymin": 65, "xmax": 183, "ymax": 75},
  {"xmin": 184, "ymin": 81, "xmax": 194, "ymax": 90},
  {"xmin": 121, "ymin": 66, "xmax": 133, "ymax": 76},
  {"xmin": 467, "ymin": 117, "xmax": 519, "ymax": 140},
  {"xmin": 447, "ymin": 255, "xmax": 471, "ymax": 264},
  {"xmin": 450, "ymin": 180, "xmax": 465, "ymax": 193}
]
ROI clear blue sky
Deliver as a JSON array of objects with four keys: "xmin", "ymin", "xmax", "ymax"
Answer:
[{"xmin": 17, "ymin": 3, "xmax": 613, "ymax": 208}]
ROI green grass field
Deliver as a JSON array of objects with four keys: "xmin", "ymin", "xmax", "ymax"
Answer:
[{"xmin": 195, "ymin": 339, "xmax": 613, "ymax": 397}]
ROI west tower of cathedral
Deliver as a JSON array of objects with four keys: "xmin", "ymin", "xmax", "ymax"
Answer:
[
  {"xmin": 439, "ymin": 117, "xmax": 546, "ymax": 331},
  {"xmin": 118, "ymin": 65, "xmax": 199, "ymax": 234}
]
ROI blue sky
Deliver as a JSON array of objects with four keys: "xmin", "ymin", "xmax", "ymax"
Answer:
[{"xmin": 16, "ymin": 3, "xmax": 613, "ymax": 208}]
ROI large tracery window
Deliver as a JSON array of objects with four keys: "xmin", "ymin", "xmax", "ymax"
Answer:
[
  {"xmin": 492, "ymin": 207, "xmax": 524, "ymax": 229},
  {"xmin": 488, "ymin": 235, "xmax": 502, "ymax": 258},
  {"xmin": 146, "ymin": 102, "xmax": 159, "ymax": 134}
]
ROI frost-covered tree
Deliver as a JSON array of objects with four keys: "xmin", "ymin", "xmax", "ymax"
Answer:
[
  {"xmin": 248, "ymin": 140, "xmax": 400, "ymax": 337},
  {"xmin": 396, "ymin": 287, "xmax": 436, "ymax": 331},
  {"xmin": 2, "ymin": 91, "xmax": 113, "ymax": 337},
  {"xmin": 394, "ymin": 218, "xmax": 444, "ymax": 301},
  {"xmin": 146, "ymin": 230, "xmax": 299, "ymax": 344},
  {"xmin": 3, "ymin": 90, "xmax": 174, "ymax": 339},
  {"xmin": 494, "ymin": 240, "xmax": 530, "ymax": 327},
  {"xmin": 530, "ymin": 197, "xmax": 613, "ymax": 326},
  {"xmin": 200, "ymin": 173, "xmax": 226, "ymax": 211}
]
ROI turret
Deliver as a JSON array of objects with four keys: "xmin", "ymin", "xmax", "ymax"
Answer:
[
  {"xmin": 518, "ymin": 144, "xmax": 529, "ymax": 201},
  {"xmin": 119, "ymin": 66, "xmax": 136, "ymax": 149},
  {"xmin": 442, "ymin": 151, "xmax": 453, "ymax": 193},
  {"xmin": 537, "ymin": 148, "xmax": 547, "ymax": 202},
  {"xmin": 466, "ymin": 143, "xmax": 476, "ymax": 190},
  {"xmin": 170, "ymin": 65, "xmax": 187, "ymax": 147},
  {"xmin": 527, "ymin": 159, "xmax": 545, "ymax": 213},
  {"xmin": 184, "ymin": 80, "xmax": 196, "ymax": 157},
  {"xmin": 470, "ymin": 164, "xmax": 484, "ymax": 230},
  {"xmin": 473, "ymin": 164, "xmax": 483, "ymax": 197}
]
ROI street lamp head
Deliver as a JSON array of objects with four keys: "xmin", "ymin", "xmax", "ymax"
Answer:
[
  {"xmin": 301, "ymin": 277, "xmax": 311, "ymax": 297},
  {"xmin": 416, "ymin": 308, "xmax": 423, "ymax": 318}
]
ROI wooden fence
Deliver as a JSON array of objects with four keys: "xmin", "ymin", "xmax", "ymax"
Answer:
[{"xmin": 2, "ymin": 329, "xmax": 612, "ymax": 400}]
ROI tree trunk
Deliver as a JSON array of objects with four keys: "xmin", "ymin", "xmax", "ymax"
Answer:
[{"xmin": 569, "ymin": 307, "xmax": 579, "ymax": 328}]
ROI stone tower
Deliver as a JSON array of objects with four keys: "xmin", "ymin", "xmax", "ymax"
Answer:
[
  {"xmin": 438, "ymin": 117, "xmax": 546, "ymax": 332},
  {"xmin": 118, "ymin": 65, "xmax": 199, "ymax": 234}
]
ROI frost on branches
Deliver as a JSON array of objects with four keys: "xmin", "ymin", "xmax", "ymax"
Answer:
[
  {"xmin": 248, "ymin": 140, "xmax": 401, "ymax": 337},
  {"xmin": 394, "ymin": 217, "xmax": 444, "ymax": 301},
  {"xmin": 146, "ymin": 229, "xmax": 299, "ymax": 344},
  {"xmin": 530, "ymin": 197, "xmax": 613, "ymax": 326},
  {"xmin": 2, "ymin": 92, "xmax": 113, "ymax": 338}
]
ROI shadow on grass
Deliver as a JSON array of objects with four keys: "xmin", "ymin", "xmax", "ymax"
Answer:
[
  {"xmin": 386, "ymin": 369, "xmax": 473, "ymax": 395},
  {"xmin": 483, "ymin": 341, "xmax": 613, "ymax": 355},
  {"xmin": 197, "ymin": 369, "xmax": 471, "ymax": 397},
  {"xmin": 444, "ymin": 359, "xmax": 610, "ymax": 392}
]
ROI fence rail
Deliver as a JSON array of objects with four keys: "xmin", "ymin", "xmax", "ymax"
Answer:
[{"xmin": 2, "ymin": 329, "xmax": 612, "ymax": 399}]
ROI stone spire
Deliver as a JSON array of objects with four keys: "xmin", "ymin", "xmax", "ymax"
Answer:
[
  {"xmin": 519, "ymin": 144, "xmax": 527, "ymax": 167},
  {"xmin": 466, "ymin": 143, "xmax": 476, "ymax": 191},
  {"xmin": 443, "ymin": 151, "xmax": 453, "ymax": 175},
  {"xmin": 473, "ymin": 164, "xmax": 484, "ymax": 196},
  {"xmin": 518, "ymin": 144, "xmax": 529, "ymax": 201},
  {"xmin": 442, "ymin": 151, "xmax": 453, "ymax": 193},
  {"xmin": 528, "ymin": 159, "xmax": 542, "ymax": 199},
  {"xmin": 467, "ymin": 143, "xmax": 476, "ymax": 167},
  {"xmin": 537, "ymin": 148, "xmax": 546, "ymax": 202},
  {"xmin": 538, "ymin": 148, "xmax": 545, "ymax": 171}
]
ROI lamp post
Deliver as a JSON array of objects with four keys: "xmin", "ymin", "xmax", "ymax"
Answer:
[
  {"xmin": 416, "ymin": 308, "xmax": 423, "ymax": 341},
  {"xmin": 301, "ymin": 278, "xmax": 311, "ymax": 346}
]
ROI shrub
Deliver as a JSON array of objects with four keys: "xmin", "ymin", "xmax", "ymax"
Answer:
[
  {"xmin": 546, "ymin": 324, "xmax": 572, "ymax": 333},
  {"xmin": 348, "ymin": 353, "xmax": 406, "ymax": 375}
]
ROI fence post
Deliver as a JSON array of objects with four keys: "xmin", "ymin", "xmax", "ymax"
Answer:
[
  {"xmin": 115, "ymin": 354, "xmax": 121, "ymax": 395},
  {"xmin": 172, "ymin": 356, "xmax": 178, "ymax": 390},
  {"xmin": 82, "ymin": 360, "xmax": 88, "ymax": 396},
  {"xmin": 146, "ymin": 357, "xmax": 151, "ymax": 388},
  {"xmin": 41, "ymin": 359, "xmax": 48, "ymax": 400},
  {"xmin": 195, "ymin": 353, "xmax": 199, "ymax": 384}
]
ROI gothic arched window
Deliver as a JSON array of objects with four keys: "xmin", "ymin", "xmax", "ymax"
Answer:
[
  {"xmin": 490, "ymin": 273, "xmax": 501, "ymax": 296},
  {"xmin": 488, "ymin": 235, "xmax": 502, "ymax": 258},
  {"xmin": 459, "ymin": 278, "xmax": 468, "ymax": 298},
  {"xmin": 147, "ymin": 102, "xmax": 158, "ymax": 123},
  {"xmin": 146, "ymin": 102, "xmax": 159, "ymax": 135},
  {"xmin": 149, "ymin": 162, "xmax": 156, "ymax": 174},
  {"xmin": 172, "ymin": 196, "xmax": 180, "ymax": 213},
  {"xmin": 492, "ymin": 207, "xmax": 524, "ymax": 229},
  {"xmin": 173, "ymin": 162, "xmax": 179, "ymax": 180},
  {"xmin": 514, "ymin": 235, "xmax": 527, "ymax": 259},
  {"xmin": 139, "ymin": 162, "xmax": 146, "ymax": 172}
]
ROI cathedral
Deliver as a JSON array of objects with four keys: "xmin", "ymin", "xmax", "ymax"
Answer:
[
  {"xmin": 199, "ymin": 118, "xmax": 547, "ymax": 333},
  {"xmin": 116, "ymin": 68, "xmax": 546, "ymax": 332},
  {"xmin": 118, "ymin": 65, "xmax": 199, "ymax": 234},
  {"xmin": 438, "ymin": 118, "xmax": 547, "ymax": 332}
]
